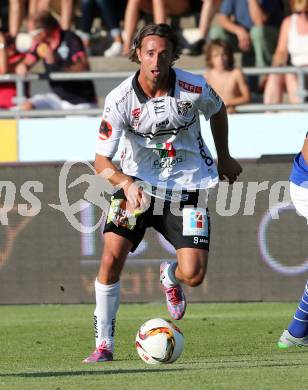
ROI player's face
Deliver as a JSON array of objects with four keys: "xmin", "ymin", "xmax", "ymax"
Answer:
[
  {"xmin": 137, "ymin": 35, "xmax": 174, "ymax": 84},
  {"xmin": 210, "ymin": 47, "xmax": 228, "ymax": 71}
]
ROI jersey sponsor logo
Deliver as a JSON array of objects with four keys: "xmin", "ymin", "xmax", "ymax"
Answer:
[
  {"xmin": 131, "ymin": 107, "xmax": 141, "ymax": 128},
  {"xmin": 156, "ymin": 119, "xmax": 169, "ymax": 128},
  {"xmin": 153, "ymin": 98, "xmax": 166, "ymax": 114},
  {"xmin": 179, "ymin": 80, "xmax": 202, "ymax": 94},
  {"xmin": 182, "ymin": 208, "xmax": 209, "ymax": 237},
  {"xmin": 155, "ymin": 142, "xmax": 176, "ymax": 157},
  {"xmin": 197, "ymin": 131, "xmax": 214, "ymax": 166},
  {"xmin": 152, "ymin": 142, "xmax": 182, "ymax": 169},
  {"xmin": 152, "ymin": 155, "xmax": 184, "ymax": 169},
  {"xmin": 99, "ymin": 120, "xmax": 112, "ymax": 140},
  {"xmin": 132, "ymin": 108, "xmax": 141, "ymax": 118},
  {"xmin": 190, "ymin": 211, "xmax": 203, "ymax": 228},
  {"xmin": 115, "ymin": 87, "xmax": 133, "ymax": 106},
  {"xmin": 177, "ymin": 101, "xmax": 193, "ymax": 116}
]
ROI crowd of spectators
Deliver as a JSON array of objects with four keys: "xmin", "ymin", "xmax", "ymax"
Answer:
[{"xmin": 0, "ymin": 0, "xmax": 307, "ymax": 111}]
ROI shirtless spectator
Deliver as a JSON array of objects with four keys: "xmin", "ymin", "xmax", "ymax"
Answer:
[
  {"xmin": 204, "ymin": 39, "xmax": 250, "ymax": 113},
  {"xmin": 15, "ymin": 11, "xmax": 97, "ymax": 110}
]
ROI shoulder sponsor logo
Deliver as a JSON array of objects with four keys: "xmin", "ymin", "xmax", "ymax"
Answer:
[
  {"xmin": 179, "ymin": 80, "xmax": 202, "ymax": 94},
  {"xmin": 99, "ymin": 120, "xmax": 112, "ymax": 140}
]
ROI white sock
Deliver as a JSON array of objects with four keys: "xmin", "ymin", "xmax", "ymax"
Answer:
[
  {"xmin": 94, "ymin": 279, "xmax": 120, "ymax": 351},
  {"xmin": 162, "ymin": 262, "xmax": 179, "ymax": 287}
]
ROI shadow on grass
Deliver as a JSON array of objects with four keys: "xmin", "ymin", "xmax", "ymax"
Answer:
[
  {"xmin": 1, "ymin": 360, "xmax": 307, "ymax": 378},
  {"xmin": 0, "ymin": 368, "xmax": 183, "ymax": 378}
]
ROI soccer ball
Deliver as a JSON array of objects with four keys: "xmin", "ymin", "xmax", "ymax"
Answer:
[{"xmin": 135, "ymin": 318, "xmax": 184, "ymax": 364}]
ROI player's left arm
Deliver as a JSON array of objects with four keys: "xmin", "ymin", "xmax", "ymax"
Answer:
[
  {"xmin": 197, "ymin": 78, "xmax": 242, "ymax": 184},
  {"xmin": 301, "ymin": 135, "xmax": 308, "ymax": 165},
  {"xmin": 210, "ymin": 103, "xmax": 242, "ymax": 184}
]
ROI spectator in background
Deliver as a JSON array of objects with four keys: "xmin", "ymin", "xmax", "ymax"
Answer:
[
  {"xmin": 0, "ymin": 0, "xmax": 9, "ymax": 33},
  {"xmin": 15, "ymin": 11, "xmax": 97, "ymax": 110},
  {"xmin": 263, "ymin": 0, "xmax": 308, "ymax": 105},
  {"xmin": 9, "ymin": 0, "xmax": 73, "ymax": 38},
  {"xmin": 80, "ymin": 0, "xmax": 126, "ymax": 57},
  {"xmin": 0, "ymin": 31, "xmax": 26, "ymax": 109},
  {"xmin": 122, "ymin": 0, "xmax": 190, "ymax": 56},
  {"xmin": 210, "ymin": 0, "xmax": 284, "ymax": 68},
  {"xmin": 204, "ymin": 39, "xmax": 250, "ymax": 113},
  {"xmin": 189, "ymin": 0, "xmax": 223, "ymax": 56}
]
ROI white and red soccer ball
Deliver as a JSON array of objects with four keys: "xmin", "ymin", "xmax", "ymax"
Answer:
[{"xmin": 135, "ymin": 318, "xmax": 184, "ymax": 364}]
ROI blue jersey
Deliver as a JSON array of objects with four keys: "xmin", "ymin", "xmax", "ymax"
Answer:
[{"xmin": 290, "ymin": 153, "xmax": 308, "ymax": 188}]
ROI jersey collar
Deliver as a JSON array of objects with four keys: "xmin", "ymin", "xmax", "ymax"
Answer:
[{"xmin": 132, "ymin": 68, "xmax": 176, "ymax": 103}]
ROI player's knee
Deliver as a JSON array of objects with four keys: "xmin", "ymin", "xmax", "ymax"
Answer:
[
  {"xmin": 182, "ymin": 268, "xmax": 206, "ymax": 287},
  {"xmin": 101, "ymin": 252, "xmax": 116, "ymax": 267}
]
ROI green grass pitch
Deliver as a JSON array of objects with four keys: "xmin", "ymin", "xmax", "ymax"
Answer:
[{"xmin": 1, "ymin": 303, "xmax": 308, "ymax": 390}]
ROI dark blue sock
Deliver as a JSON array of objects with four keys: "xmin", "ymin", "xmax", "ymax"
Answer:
[{"xmin": 288, "ymin": 281, "xmax": 308, "ymax": 338}]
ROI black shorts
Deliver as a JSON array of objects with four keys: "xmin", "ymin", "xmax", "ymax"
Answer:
[{"xmin": 103, "ymin": 188, "xmax": 211, "ymax": 252}]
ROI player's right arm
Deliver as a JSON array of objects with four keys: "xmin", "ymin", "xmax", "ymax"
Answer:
[{"xmin": 95, "ymin": 92, "xmax": 145, "ymax": 210}]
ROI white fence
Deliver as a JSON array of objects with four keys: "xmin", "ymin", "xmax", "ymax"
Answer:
[{"xmin": 0, "ymin": 66, "xmax": 307, "ymax": 118}]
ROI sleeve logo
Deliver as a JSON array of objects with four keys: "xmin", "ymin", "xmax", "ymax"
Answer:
[
  {"xmin": 99, "ymin": 120, "xmax": 112, "ymax": 140},
  {"xmin": 179, "ymin": 80, "xmax": 202, "ymax": 94}
]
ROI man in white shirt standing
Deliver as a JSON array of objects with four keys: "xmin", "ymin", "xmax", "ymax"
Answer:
[{"xmin": 83, "ymin": 23, "xmax": 242, "ymax": 363}]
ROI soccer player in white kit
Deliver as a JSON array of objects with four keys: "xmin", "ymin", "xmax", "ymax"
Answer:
[
  {"xmin": 278, "ymin": 133, "xmax": 308, "ymax": 348},
  {"xmin": 83, "ymin": 23, "xmax": 242, "ymax": 363}
]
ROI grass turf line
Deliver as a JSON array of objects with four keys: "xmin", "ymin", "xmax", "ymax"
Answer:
[{"xmin": 1, "ymin": 303, "xmax": 308, "ymax": 390}]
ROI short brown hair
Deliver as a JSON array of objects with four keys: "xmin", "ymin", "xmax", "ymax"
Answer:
[
  {"xmin": 129, "ymin": 23, "xmax": 181, "ymax": 65},
  {"xmin": 291, "ymin": 0, "xmax": 308, "ymax": 12},
  {"xmin": 205, "ymin": 39, "xmax": 234, "ymax": 70}
]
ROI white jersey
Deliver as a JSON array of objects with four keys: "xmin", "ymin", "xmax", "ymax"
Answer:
[{"xmin": 96, "ymin": 68, "xmax": 222, "ymax": 191}]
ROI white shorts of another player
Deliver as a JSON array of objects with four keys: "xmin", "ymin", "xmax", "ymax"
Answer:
[
  {"xmin": 290, "ymin": 181, "xmax": 308, "ymax": 220},
  {"xmin": 29, "ymin": 93, "xmax": 97, "ymax": 110}
]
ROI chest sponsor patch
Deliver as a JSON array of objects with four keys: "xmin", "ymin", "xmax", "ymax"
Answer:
[{"xmin": 182, "ymin": 208, "xmax": 208, "ymax": 237}]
